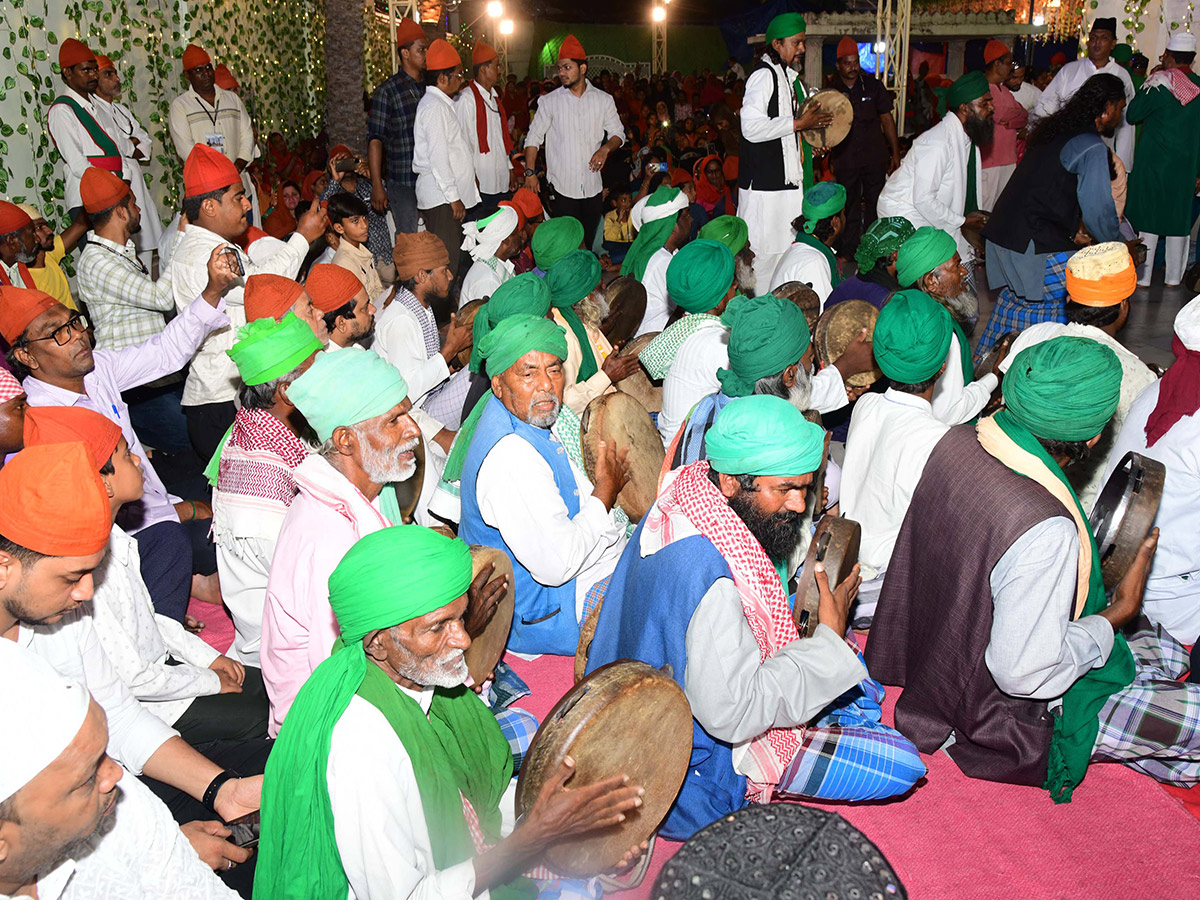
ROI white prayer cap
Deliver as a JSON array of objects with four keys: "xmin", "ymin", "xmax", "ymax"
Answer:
[
  {"xmin": 15, "ymin": 202, "xmax": 41, "ymax": 222},
  {"xmin": 461, "ymin": 205, "xmax": 519, "ymax": 263},
  {"xmin": 0, "ymin": 640, "xmax": 91, "ymax": 804},
  {"xmin": 1167, "ymin": 33, "xmax": 1197, "ymax": 53},
  {"xmin": 1175, "ymin": 295, "xmax": 1200, "ymax": 350}
]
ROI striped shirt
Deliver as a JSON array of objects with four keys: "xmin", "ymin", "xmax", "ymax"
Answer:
[
  {"xmin": 77, "ymin": 234, "xmax": 174, "ymax": 350},
  {"xmin": 524, "ymin": 82, "xmax": 625, "ymax": 200}
]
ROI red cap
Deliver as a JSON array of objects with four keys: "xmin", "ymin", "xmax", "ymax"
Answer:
[
  {"xmin": 509, "ymin": 187, "xmax": 544, "ymax": 220},
  {"xmin": 80, "ymin": 167, "xmax": 131, "ymax": 214},
  {"xmin": 305, "ymin": 264, "xmax": 363, "ymax": 313},
  {"xmin": 671, "ymin": 168, "xmax": 693, "ymax": 187},
  {"xmin": 1050, "ymin": 51, "xmax": 1068, "ymax": 66},
  {"xmin": 984, "ymin": 40, "xmax": 1010, "ymax": 65},
  {"xmin": 23, "ymin": 406, "xmax": 122, "ymax": 471},
  {"xmin": 396, "ymin": 18, "xmax": 425, "ymax": 47},
  {"xmin": 0, "ymin": 287, "xmax": 61, "ymax": 345},
  {"xmin": 473, "ymin": 42, "xmax": 498, "ymax": 66},
  {"xmin": 426, "ymin": 39, "xmax": 462, "ymax": 71},
  {"xmin": 214, "ymin": 63, "xmax": 238, "ymax": 90},
  {"xmin": 183, "ymin": 143, "xmax": 241, "ymax": 198},
  {"xmin": 182, "ymin": 44, "xmax": 211, "ymax": 70},
  {"xmin": 836, "ymin": 36, "xmax": 859, "ymax": 60},
  {"xmin": 0, "ymin": 200, "xmax": 33, "ymax": 235},
  {"xmin": 95, "ymin": 54, "xmax": 115, "ymax": 72},
  {"xmin": 58, "ymin": 39, "xmax": 96, "ymax": 69},
  {"xmin": 559, "ymin": 34, "xmax": 586, "ymax": 61},
  {"xmin": 245, "ymin": 274, "xmax": 306, "ymax": 322},
  {"xmin": 0, "ymin": 443, "xmax": 113, "ymax": 557}
]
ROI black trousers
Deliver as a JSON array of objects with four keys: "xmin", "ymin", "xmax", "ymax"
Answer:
[
  {"xmin": 184, "ymin": 400, "xmax": 236, "ymax": 463},
  {"xmin": 172, "ymin": 666, "xmax": 270, "ymax": 745},
  {"xmin": 547, "ymin": 191, "xmax": 604, "ymax": 252},
  {"xmin": 836, "ymin": 165, "xmax": 887, "ymax": 262}
]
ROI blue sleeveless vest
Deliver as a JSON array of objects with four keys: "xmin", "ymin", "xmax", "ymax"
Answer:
[
  {"xmin": 460, "ymin": 396, "xmax": 582, "ymax": 656},
  {"xmin": 586, "ymin": 520, "xmax": 749, "ymax": 839}
]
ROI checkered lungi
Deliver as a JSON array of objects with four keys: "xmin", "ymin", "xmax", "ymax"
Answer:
[
  {"xmin": 494, "ymin": 706, "xmax": 539, "ymax": 775},
  {"xmin": 581, "ymin": 572, "xmax": 611, "ymax": 624},
  {"xmin": 975, "ymin": 250, "xmax": 1072, "ymax": 360},
  {"xmin": 1092, "ymin": 618, "xmax": 1200, "ymax": 785}
]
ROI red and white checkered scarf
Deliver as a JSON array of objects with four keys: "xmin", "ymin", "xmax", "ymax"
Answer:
[
  {"xmin": 211, "ymin": 409, "xmax": 309, "ymax": 542},
  {"xmin": 1145, "ymin": 67, "xmax": 1200, "ymax": 106}
]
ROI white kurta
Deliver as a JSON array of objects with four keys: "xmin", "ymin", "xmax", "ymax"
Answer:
[
  {"xmin": 658, "ymin": 322, "xmax": 729, "ymax": 444},
  {"xmin": 454, "ymin": 81, "xmax": 511, "ymax": 196},
  {"xmin": 458, "ymin": 257, "xmax": 515, "ymax": 306},
  {"xmin": 413, "ymin": 88, "xmax": 481, "ymax": 210},
  {"xmin": 167, "ymin": 85, "xmax": 259, "ymax": 223},
  {"xmin": 1032, "ymin": 57, "xmax": 1136, "ymax": 171},
  {"xmin": 770, "ymin": 241, "xmax": 833, "ymax": 303},
  {"xmin": 46, "ymin": 86, "xmax": 126, "ymax": 212},
  {"xmin": 1011, "ymin": 81, "xmax": 1042, "ymax": 112},
  {"xmin": 93, "ymin": 95, "xmax": 163, "ymax": 258},
  {"xmin": 930, "ymin": 332, "xmax": 997, "ymax": 425},
  {"xmin": 637, "ymin": 247, "xmax": 674, "ymax": 337},
  {"xmin": 372, "ymin": 291, "xmax": 451, "ymax": 403},
  {"xmin": 876, "ymin": 114, "xmax": 982, "ymax": 262}
]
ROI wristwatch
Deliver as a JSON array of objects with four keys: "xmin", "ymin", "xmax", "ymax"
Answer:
[{"xmin": 523, "ymin": 168, "xmax": 536, "ymax": 179}]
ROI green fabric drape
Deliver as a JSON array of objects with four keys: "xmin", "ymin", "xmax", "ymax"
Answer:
[
  {"xmin": 793, "ymin": 231, "xmax": 843, "ymax": 287},
  {"xmin": 951, "ymin": 320, "xmax": 974, "ymax": 385}
]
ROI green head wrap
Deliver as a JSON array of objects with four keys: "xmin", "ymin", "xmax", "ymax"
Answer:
[
  {"xmin": 937, "ymin": 70, "xmax": 990, "ymax": 116},
  {"xmin": 531, "ymin": 216, "xmax": 584, "ymax": 270},
  {"xmin": 855, "ymin": 216, "xmax": 916, "ymax": 274},
  {"xmin": 1112, "ymin": 43, "xmax": 1133, "ymax": 65},
  {"xmin": 666, "ymin": 239, "xmax": 735, "ymax": 314},
  {"xmin": 469, "ymin": 273, "xmax": 552, "ymax": 374},
  {"xmin": 765, "ymin": 12, "xmax": 807, "ymax": 44},
  {"xmin": 226, "ymin": 312, "xmax": 322, "ymax": 387},
  {"xmin": 699, "ymin": 215, "xmax": 749, "ymax": 256},
  {"xmin": 288, "ymin": 349, "xmax": 409, "ymax": 442},
  {"xmin": 620, "ymin": 214, "xmax": 679, "ymax": 282},
  {"xmin": 717, "ymin": 293, "xmax": 811, "ymax": 397},
  {"xmin": 707, "ymin": 395, "xmax": 825, "ymax": 476},
  {"xmin": 895, "ymin": 225, "xmax": 957, "ymax": 288},
  {"xmin": 801, "ymin": 182, "xmax": 847, "ymax": 234},
  {"xmin": 546, "ymin": 249, "xmax": 603, "ymax": 381},
  {"xmin": 1002, "ymin": 336, "xmax": 1122, "ymax": 442},
  {"xmin": 873, "ymin": 290, "xmax": 953, "ymax": 384}
]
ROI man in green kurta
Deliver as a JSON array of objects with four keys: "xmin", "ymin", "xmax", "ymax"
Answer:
[{"xmin": 1126, "ymin": 33, "xmax": 1200, "ymax": 288}]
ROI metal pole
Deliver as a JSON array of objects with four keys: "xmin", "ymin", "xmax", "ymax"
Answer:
[{"xmin": 390, "ymin": 0, "xmax": 398, "ymax": 75}]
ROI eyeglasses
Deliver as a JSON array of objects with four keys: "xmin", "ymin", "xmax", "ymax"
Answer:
[{"xmin": 23, "ymin": 314, "xmax": 90, "ymax": 347}]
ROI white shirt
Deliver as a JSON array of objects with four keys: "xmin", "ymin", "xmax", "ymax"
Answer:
[
  {"xmin": 46, "ymin": 86, "xmax": 125, "ymax": 210},
  {"xmin": 15, "ymin": 609, "xmax": 177, "ymax": 775},
  {"xmin": 0, "ymin": 260, "xmax": 28, "ymax": 287},
  {"xmin": 413, "ymin": 87, "xmax": 481, "ymax": 210},
  {"xmin": 877, "ymin": 114, "xmax": 982, "ymax": 261},
  {"xmin": 1032, "ymin": 57, "xmax": 1135, "ymax": 170},
  {"xmin": 524, "ymin": 81, "xmax": 625, "ymax": 200},
  {"xmin": 458, "ymin": 257, "xmax": 515, "ymax": 306},
  {"xmin": 167, "ymin": 85, "xmax": 254, "ymax": 165},
  {"xmin": 637, "ymin": 247, "xmax": 674, "ymax": 336},
  {"xmin": 770, "ymin": 241, "xmax": 834, "ymax": 306},
  {"xmin": 841, "ymin": 389, "xmax": 951, "ymax": 577},
  {"xmin": 1011, "ymin": 81, "xmax": 1042, "ymax": 112},
  {"xmin": 658, "ymin": 322, "xmax": 729, "ymax": 444},
  {"xmin": 930, "ymin": 332, "xmax": 997, "ymax": 425},
  {"xmin": 372, "ymin": 291, "xmax": 451, "ymax": 403},
  {"xmin": 741, "ymin": 59, "xmax": 802, "ymax": 188},
  {"xmin": 93, "ymin": 95, "xmax": 163, "ymax": 253},
  {"xmin": 169, "ymin": 223, "xmax": 309, "ymax": 406},
  {"xmin": 90, "ymin": 525, "xmax": 221, "ymax": 725},
  {"xmin": 475, "ymin": 425, "xmax": 627, "ymax": 617},
  {"xmin": 454, "ymin": 81, "xmax": 511, "ymax": 196},
  {"xmin": 1104, "ymin": 380, "xmax": 1200, "ymax": 644}
]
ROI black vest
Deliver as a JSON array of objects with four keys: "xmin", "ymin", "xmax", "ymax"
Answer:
[
  {"xmin": 740, "ymin": 60, "xmax": 799, "ymax": 193},
  {"xmin": 981, "ymin": 132, "xmax": 1086, "ymax": 255}
]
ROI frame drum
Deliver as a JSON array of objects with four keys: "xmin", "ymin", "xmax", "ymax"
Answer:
[
  {"xmin": 617, "ymin": 332, "xmax": 663, "ymax": 413},
  {"xmin": 600, "ymin": 276, "xmax": 649, "ymax": 347},
  {"xmin": 463, "ymin": 545, "xmax": 515, "ymax": 685},
  {"xmin": 580, "ymin": 391, "xmax": 666, "ymax": 522},
  {"xmin": 793, "ymin": 516, "xmax": 862, "ymax": 639},
  {"xmin": 1089, "ymin": 451, "xmax": 1165, "ymax": 590},
  {"xmin": 799, "ymin": 89, "xmax": 854, "ymax": 149},
  {"xmin": 814, "ymin": 299, "xmax": 883, "ymax": 388}
]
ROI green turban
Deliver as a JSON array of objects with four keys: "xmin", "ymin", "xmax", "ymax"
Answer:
[
  {"xmin": 469, "ymin": 273, "xmax": 552, "ymax": 374},
  {"xmin": 939, "ymin": 70, "xmax": 990, "ymax": 116},
  {"xmin": 621, "ymin": 215, "xmax": 678, "ymax": 282},
  {"xmin": 873, "ymin": 290, "xmax": 953, "ymax": 384},
  {"xmin": 288, "ymin": 349, "xmax": 408, "ymax": 442},
  {"xmin": 1112, "ymin": 43, "xmax": 1133, "ymax": 65},
  {"xmin": 855, "ymin": 216, "xmax": 916, "ymax": 274},
  {"xmin": 895, "ymin": 225, "xmax": 957, "ymax": 288},
  {"xmin": 1003, "ymin": 336, "xmax": 1122, "ymax": 442},
  {"xmin": 717, "ymin": 293, "xmax": 811, "ymax": 397},
  {"xmin": 226, "ymin": 312, "xmax": 322, "ymax": 387},
  {"xmin": 801, "ymin": 182, "xmax": 847, "ymax": 234},
  {"xmin": 546, "ymin": 249, "xmax": 603, "ymax": 381},
  {"xmin": 765, "ymin": 12, "xmax": 807, "ymax": 44},
  {"xmin": 707, "ymin": 395, "xmax": 825, "ymax": 476},
  {"xmin": 477, "ymin": 313, "xmax": 568, "ymax": 377},
  {"xmin": 699, "ymin": 215, "xmax": 749, "ymax": 256},
  {"xmin": 531, "ymin": 216, "xmax": 584, "ymax": 270},
  {"xmin": 666, "ymin": 239, "xmax": 735, "ymax": 314}
]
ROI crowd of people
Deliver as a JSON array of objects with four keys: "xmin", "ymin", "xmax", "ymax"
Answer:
[{"xmin": 1, "ymin": 9, "xmax": 1200, "ymax": 899}]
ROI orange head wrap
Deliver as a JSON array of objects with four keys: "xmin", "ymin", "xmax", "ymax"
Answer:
[
  {"xmin": 472, "ymin": 42, "xmax": 498, "ymax": 66},
  {"xmin": 1064, "ymin": 242, "xmax": 1137, "ymax": 307},
  {"xmin": 80, "ymin": 167, "xmax": 131, "ymax": 214},
  {"xmin": 23, "ymin": 407, "xmax": 122, "ymax": 471},
  {"xmin": 558, "ymin": 34, "xmax": 586, "ymax": 61},
  {"xmin": 984, "ymin": 40, "xmax": 1010, "ymax": 65},
  {"xmin": 396, "ymin": 18, "xmax": 425, "ymax": 47},
  {"xmin": 183, "ymin": 143, "xmax": 241, "ymax": 199},
  {"xmin": 0, "ymin": 442, "xmax": 112, "ymax": 557},
  {"xmin": 392, "ymin": 232, "xmax": 450, "ymax": 281},
  {"xmin": 245, "ymin": 274, "xmax": 306, "ymax": 322},
  {"xmin": 836, "ymin": 36, "xmax": 859, "ymax": 60},
  {"xmin": 306, "ymin": 264, "xmax": 363, "ymax": 313},
  {"xmin": 0, "ymin": 200, "xmax": 33, "ymax": 236},
  {"xmin": 509, "ymin": 187, "xmax": 543, "ymax": 221},
  {"xmin": 0, "ymin": 287, "xmax": 60, "ymax": 345},
  {"xmin": 426, "ymin": 39, "xmax": 462, "ymax": 72},
  {"xmin": 58, "ymin": 39, "xmax": 96, "ymax": 69},
  {"xmin": 95, "ymin": 54, "xmax": 115, "ymax": 73},
  {"xmin": 182, "ymin": 44, "xmax": 211, "ymax": 70},
  {"xmin": 214, "ymin": 64, "xmax": 239, "ymax": 91}
]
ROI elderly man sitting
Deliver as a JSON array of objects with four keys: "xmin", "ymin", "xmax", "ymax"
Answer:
[
  {"xmin": 587, "ymin": 396, "xmax": 924, "ymax": 839},
  {"xmin": 867, "ymin": 337, "xmax": 1200, "ymax": 799},
  {"xmin": 699, "ymin": 214, "xmax": 757, "ymax": 296},
  {"xmin": 254, "ymin": 526, "xmax": 645, "ymax": 900},
  {"xmin": 209, "ymin": 314, "xmax": 323, "ymax": 666},
  {"xmin": 459, "ymin": 205, "xmax": 524, "ymax": 306},
  {"xmin": 456, "ymin": 315, "xmax": 629, "ymax": 656}
]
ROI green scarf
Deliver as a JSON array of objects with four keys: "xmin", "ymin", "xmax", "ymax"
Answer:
[
  {"xmin": 792, "ymin": 76, "xmax": 816, "ymax": 190},
  {"xmin": 951, "ymin": 319, "xmax": 974, "ymax": 385},
  {"xmin": 559, "ymin": 307, "xmax": 598, "ymax": 382},
  {"xmin": 989, "ymin": 410, "xmax": 1136, "ymax": 803},
  {"xmin": 965, "ymin": 142, "xmax": 978, "ymax": 216},
  {"xmin": 621, "ymin": 213, "xmax": 678, "ymax": 281},
  {"xmin": 546, "ymin": 249, "xmax": 603, "ymax": 383},
  {"xmin": 793, "ymin": 230, "xmax": 843, "ymax": 287}
]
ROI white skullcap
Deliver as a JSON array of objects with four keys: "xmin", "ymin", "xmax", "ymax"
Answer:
[
  {"xmin": 461, "ymin": 205, "xmax": 519, "ymax": 263},
  {"xmin": 1175, "ymin": 294, "xmax": 1200, "ymax": 351},
  {"xmin": 997, "ymin": 322, "xmax": 1068, "ymax": 374},
  {"xmin": 0, "ymin": 640, "xmax": 90, "ymax": 803},
  {"xmin": 1167, "ymin": 33, "xmax": 1197, "ymax": 53}
]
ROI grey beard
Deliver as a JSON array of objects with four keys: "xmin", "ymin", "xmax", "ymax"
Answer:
[
  {"xmin": 389, "ymin": 631, "xmax": 469, "ymax": 688},
  {"xmin": 527, "ymin": 393, "xmax": 561, "ymax": 429},
  {"xmin": 356, "ymin": 429, "xmax": 418, "ymax": 483},
  {"xmin": 15, "ymin": 246, "xmax": 37, "ymax": 264},
  {"xmin": 788, "ymin": 364, "xmax": 813, "ymax": 412},
  {"xmin": 734, "ymin": 257, "xmax": 757, "ymax": 296}
]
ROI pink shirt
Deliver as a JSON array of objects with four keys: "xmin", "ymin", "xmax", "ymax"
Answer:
[
  {"xmin": 260, "ymin": 455, "xmax": 389, "ymax": 736},
  {"xmin": 982, "ymin": 83, "xmax": 1028, "ymax": 169}
]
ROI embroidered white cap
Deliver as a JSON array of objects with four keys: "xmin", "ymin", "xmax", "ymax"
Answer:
[{"xmin": 1167, "ymin": 32, "xmax": 1197, "ymax": 53}]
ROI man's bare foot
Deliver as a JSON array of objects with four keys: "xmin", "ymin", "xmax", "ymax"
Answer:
[{"xmin": 191, "ymin": 572, "xmax": 223, "ymax": 606}]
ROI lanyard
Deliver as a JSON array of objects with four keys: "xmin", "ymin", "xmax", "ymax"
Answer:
[
  {"xmin": 94, "ymin": 241, "xmax": 148, "ymax": 275},
  {"xmin": 196, "ymin": 94, "xmax": 221, "ymax": 129}
]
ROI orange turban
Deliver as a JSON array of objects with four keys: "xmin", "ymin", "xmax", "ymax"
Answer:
[
  {"xmin": 23, "ymin": 407, "xmax": 122, "ymax": 470},
  {"xmin": 498, "ymin": 200, "xmax": 526, "ymax": 232},
  {"xmin": 509, "ymin": 187, "xmax": 543, "ymax": 221},
  {"xmin": 671, "ymin": 168, "xmax": 693, "ymax": 187},
  {"xmin": 836, "ymin": 36, "xmax": 858, "ymax": 60},
  {"xmin": 0, "ymin": 200, "xmax": 33, "ymax": 235},
  {"xmin": 396, "ymin": 18, "xmax": 425, "ymax": 47},
  {"xmin": 80, "ymin": 167, "xmax": 130, "ymax": 214},
  {"xmin": 95, "ymin": 54, "xmax": 115, "ymax": 73},
  {"xmin": 426, "ymin": 39, "xmax": 462, "ymax": 71},
  {"xmin": 984, "ymin": 40, "xmax": 1010, "ymax": 65},
  {"xmin": 245, "ymin": 274, "xmax": 305, "ymax": 322},
  {"xmin": 0, "ymin": 443, "xmax": 112, "ymax": 557},
  {"xmin": 183, "ymin": 143, "xmax": 241, "ymax": 198},
  {"xmin": 559, "ymin": 34, "xmax": 586, "ymax": 61},
  {"xmin": 0, "ymin": 287, "xmax": 59, "ymax": 345},
  {"xmin": 214, "ymin": 64, "xmax": 238, "ymax": 91},
  {"xmin": 58, "ymin": 39, "xmax": 95, "ymax": 69},
  {"xmin": 473, "ymin": 42, "xmax": 498, "ymax": 66},
  {"xmin": 182, "ymin": 44, "xmax": 211, "ymax": 70},
  {"xmin": 392, "ymin": 232, "xmax": 450, "ymax": 281},
  {"xmin": 306, "ymin": 264, "xmax": 363, "ymax": 313}
]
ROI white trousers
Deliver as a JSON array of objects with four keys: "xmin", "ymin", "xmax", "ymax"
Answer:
[{"xmin": 1137, "ymin": 232, "xmax": 1189, "ymax": 286}]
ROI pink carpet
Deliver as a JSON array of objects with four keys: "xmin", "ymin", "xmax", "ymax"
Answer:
[{"xmin": 189, "ymin": 597, "xmax": 235, "ymax": 655}]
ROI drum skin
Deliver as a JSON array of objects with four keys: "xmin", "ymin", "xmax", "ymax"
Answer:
[
  {"xmin": 454, "ymin": 299, "xmax": 486, "ymax": 368},
  {"xmin": 600, "ymin": 276, "xmax": 649, "ymax": 347},
  {"xmin": 515, "ymin": 661, "xmax": 693, "ymax": 877},
  {"xmin": 580, "ymin": 392, "xmax": 665, "ymax": 522},
  {"xmin": 814, "ymin": 299, "xmax": 883, "ymax": 388},
  {"xmin": 800, "ymin": 89, "xmax": 854, "ymax": 148},
  {"xmin": 389, "ymin": 437, "xmax": 426, "ymax": 523},
  {"xmin": 1089, "ymin": 452, "xmax": 1165, "ymax": 590},
  {"xmin": 616, "ymin": 332, "xmax": 663, "ymax": 413},
  {"xmin": 463, "ymin": 545, "xmax": 515, "ymax": 685},
  {"xmin": 794, "ymin": 516, "xmax": 861, "ymax": 638},
  {"xmin": 771, "ymin": 280, "xmax": 822, "ymax": 333},
  {"xmin": 574, "ymin": 598, "xmax": 604, "ymax": 683}
]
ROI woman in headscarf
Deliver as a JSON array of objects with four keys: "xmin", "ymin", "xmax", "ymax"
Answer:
[{"xmin": 693, "ymin": 153, "xmax": 736, "ymax": 217}]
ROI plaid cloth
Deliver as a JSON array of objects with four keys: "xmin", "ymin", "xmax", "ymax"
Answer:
[
  {"xmin": 1092, "ymin": 618, "xmax": 1200, "ymax": 786},
  {"xmin": 367, "ymin": 70, "xmax": 425, "ymax": 188},
  {"xmin": 76, "ymin": 234, "xmax": 173, "ymax": 350},
  {"xmin": 495, "ymin": 705, "xmax": 539, "ymax": 775},
  {"xmin": 581, "ymin": 572, "xmax": 611, "ymax": 625},
  {"xmin": 975, "ymin": 250, "xmax": 1072, "ymax": 359}
]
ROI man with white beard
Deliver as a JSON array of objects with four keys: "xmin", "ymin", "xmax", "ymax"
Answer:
[{"xmin": 258, "ymin": 349, "xmax": 424, "ymax": 734}]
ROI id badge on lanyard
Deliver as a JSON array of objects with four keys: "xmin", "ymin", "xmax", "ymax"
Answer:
[{"xmin": 205, "ymin": 132, "xmax": 226, "ymax": 153}]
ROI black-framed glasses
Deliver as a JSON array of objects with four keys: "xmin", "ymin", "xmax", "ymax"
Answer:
[{"xmin": 23, "ymin": 314, "xmax": 89, "ymax": 347}]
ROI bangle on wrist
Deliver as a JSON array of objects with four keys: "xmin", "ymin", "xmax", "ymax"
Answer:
[
  {"xmin": 188, "ymin": 500, "xmax": 197, "ymax": 520},
  {"xmin": 202, "ymin": 770, "xmax": 238, "ymax": 814}
]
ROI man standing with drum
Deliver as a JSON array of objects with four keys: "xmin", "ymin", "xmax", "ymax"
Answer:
[{"xmin": 588, "ymin": 396, "xmax": 925, "ymax": 839}]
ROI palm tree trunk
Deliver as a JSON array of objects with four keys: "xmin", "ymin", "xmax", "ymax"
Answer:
[{"xmin": 325, "ymin": 0, "xmax": 369, "ymax": 148}]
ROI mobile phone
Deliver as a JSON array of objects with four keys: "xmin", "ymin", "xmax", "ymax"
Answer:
[
  {"xmin": 654, "ymin": 161, "xmax": 669, "ymax": 174},
  {"xmin": 334, "ymin": 156, "xmax": 360, "ymax": 173},
  {"xmin": 226, "ymin": 810, "xmax": 260, "ymax": 848},
  {"xmin": 222, "ymin": 246, "xmax": 244, "ymax": 277}
]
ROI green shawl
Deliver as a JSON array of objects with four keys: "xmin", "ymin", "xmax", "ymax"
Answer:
[
  {"xmin": 951, "ymin": 319, "xmax": 974, "ymax": 385},
  {"xmin": 793, "ymin": 230, "xmax": 843, "ymax": 288},
  {"xmin": 621, "ymin": 213, "xmax": 678, "ymax": 282}
]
